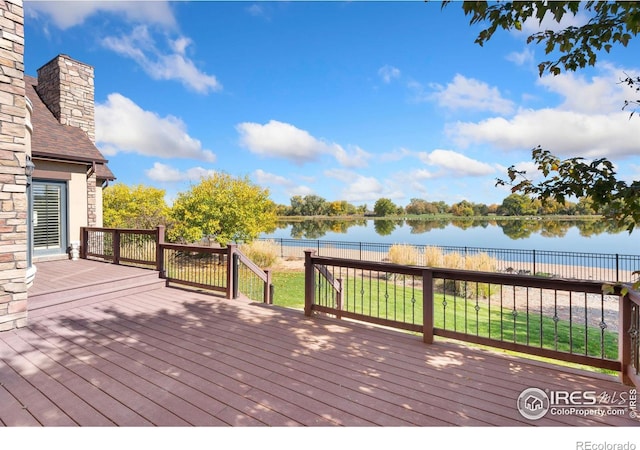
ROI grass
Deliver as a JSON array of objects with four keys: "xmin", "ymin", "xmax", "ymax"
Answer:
[{"xmin": 272, "ymin": 270, "xmax": 618, "ymax": 360}]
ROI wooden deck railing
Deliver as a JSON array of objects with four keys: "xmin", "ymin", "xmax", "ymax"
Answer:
[
  {"xmin": 80, "ymin": 226, "xmax": 272, "ymax": 304},
  {"xmin": 621, "ymin": 288, "xmax": 640, "ymax": 387},
  {"xmin": 304, "ymin": 250, "xmax": 640, "ymax": 386}
]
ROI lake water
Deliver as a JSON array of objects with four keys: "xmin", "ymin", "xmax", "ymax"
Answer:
[{"xmin": 260, "ymin": 218, "xmax": 639, "ymax": 256}]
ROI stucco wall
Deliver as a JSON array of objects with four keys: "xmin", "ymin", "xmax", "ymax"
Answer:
[{"xmin": 32, "ymin": 159, "xmax": 89, "ymax": 246}]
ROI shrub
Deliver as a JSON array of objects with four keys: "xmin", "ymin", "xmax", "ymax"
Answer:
[
  {"xmin": 422, "ymin": 248, "xmax": 498, "ymax": 298},
  {"xmin": 423, "ymin": 246, "xmax": 444, "ymax": 267},
  {"xmin": 388, "ymin": 244, "xmax": 419, "ymax": 266},
  {"xmin": 239, "ymin": 240, "xmax": 279, "ymax": 268}
]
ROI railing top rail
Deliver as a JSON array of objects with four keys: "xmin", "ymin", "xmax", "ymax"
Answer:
[
  {"xmin": 627, "ymin": 286, "xmax": 640, "ymax": 306},
  {"xmin": 236, "ymin": 249, "xmax": 269, "ymax": 283},
  {"xmin": 84, "ymin": 227, "xmax": 157, "ymax": 235},
  {"xmin": 310, "ymin": 254, "xmax": 424, "ymax": 276},
  {"xmin": 160, "ymin": 242, "xmax": 228, "ymax": 254},
  {"xmin": 309, "ymin": 253, "xmax": 608, "ymax": 293}
]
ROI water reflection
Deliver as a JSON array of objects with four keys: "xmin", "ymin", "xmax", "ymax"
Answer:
[
  {"xmin": 286, "ymin": 218, "xmax": 367, "ymax": 239},
  {"xmin": 271, "ymin": 217, "xmax": 627, "ymax": 241}
]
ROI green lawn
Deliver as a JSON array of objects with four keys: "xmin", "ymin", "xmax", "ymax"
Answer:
[{"xmin": 272, "ymin": 271, "xmax": 618, "ymax": 360}]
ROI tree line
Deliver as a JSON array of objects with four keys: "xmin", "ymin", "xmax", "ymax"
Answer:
[{"xmin": 279, "ymin": 193, "xmax": 601, "ymax": 218}]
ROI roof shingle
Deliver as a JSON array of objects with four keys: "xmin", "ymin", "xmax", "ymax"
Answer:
[{"xmin": 26, "ymin": 75, "xmax": 115, "ymax": 180}]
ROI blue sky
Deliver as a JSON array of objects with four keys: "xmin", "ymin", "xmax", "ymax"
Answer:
[{"xmin": 23, "ymin": 1, "xmax": 640, "ymax": 208}]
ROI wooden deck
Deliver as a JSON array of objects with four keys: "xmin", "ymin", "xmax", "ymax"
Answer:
[{"xmin": 1, "ymin": 259, "xmax": 638, "ymax": 427}]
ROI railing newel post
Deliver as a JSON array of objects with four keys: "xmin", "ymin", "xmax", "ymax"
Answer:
[
  {"xmin": 336, "ymin": 278, "xmax": 343, "ymax": 319},
  {"xmin": 113, "ymin": 229, "xmax": 121, "ymax": 265},
  {"xmin": 80, "ymin": 227, "xmax": 88, "ymax": 259},
  {"xmin": 264, "ymin": 269, "xmax": 271, "ymax": 304},
  {"xmin": 422, "ymin": 268, "xmax": 434, "ymax": 344},
  {"xmin": 227, "ymin": 244, "xmax": 237, "ymax": 299},
  {"xmin": 620, "ymin": 292, "xmax": 633, "ymax": 385},
  {"xmin": 304, "ymin": 250, "xmax": 315, "ymax": 317},
  {"xmin": 156, "ymin": 225, "xmax": 165, "ymax": 278}
]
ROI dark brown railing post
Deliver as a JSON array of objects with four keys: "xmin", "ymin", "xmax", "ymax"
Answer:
[
  {"xmin": 113, "ymin": 229, "xmax": 121, "ymax": 265},
  {"xmin": 156, "ymin": 225, "xmax": 165, "ymax": 277},
  {"xmin": 304, "ymin": 250, "xmax": 315, "ymax": 317},
  {"xmin": 620, "ymin": 290, "xmax": 640, "ymax": 387},
  {"xmin": 80, "ymin": 227, "xmax": 88, "ymax": 259},
  {"xmin": 336, "ymin": 278, "xmax": 342, "ymax": 319},
  {"xmin": 264, "ymin": 269, "xmax": 272, "ymax": 304},
  {"xmin": 226, "ymin": 244, "xmax": 237, "ymax": 299},
  {"xmin": 422, "ymin": 268, "xmax": 434, "ymax": 344}
]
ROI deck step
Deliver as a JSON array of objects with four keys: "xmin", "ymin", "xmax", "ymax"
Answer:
[{"xmin": 28, "ymin": 271, "xmax": 166, "ymax": 315}]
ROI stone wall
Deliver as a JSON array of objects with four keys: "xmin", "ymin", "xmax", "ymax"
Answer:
[{"xmin": 0, "ymin": 0, "xmax": 27, "ymax": 331}]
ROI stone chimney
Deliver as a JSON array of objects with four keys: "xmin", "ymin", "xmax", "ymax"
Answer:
[{"xmin": 36, "ymin": 54, "xmax": 95, "ymax": 143}]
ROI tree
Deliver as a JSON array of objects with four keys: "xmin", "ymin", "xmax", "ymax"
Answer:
[
  {"xmin": 373, "ymin": 198, "xmax": 398, "ymax": 217},
  {"xmin": 103, "ymin": 183, "xmax": 170, "ymax": 229},
  {"xmin": 406, "ymin": 198, "xmax": 439, "ymax": 215},
  {"xmin": 449, "ymin": 1, "xmax": 640, "ymax": 77},
  {"xmin": 450, "ymin": 200, "xmax": 475, "ymax": 217},
  {"xmin": 497, "ymin": 193, "xmax": 538, "ymax": 216},
  {"xmin": 499, "ymin": 147, "xmax": 640, "ymax": 232},
  {"xmin": 169, "ymin": 173, "xmax": 277, "ymax": 245},
  {"xmin": 287, "ymin": 194, "xmax": 329, "ymax": 216}
]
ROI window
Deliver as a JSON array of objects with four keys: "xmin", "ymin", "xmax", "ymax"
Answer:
[{"xmin": 33, "ymin": 181, "xmax": 67, "ymax": 255}]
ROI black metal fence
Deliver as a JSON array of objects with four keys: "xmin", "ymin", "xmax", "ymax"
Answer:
[{"xmin": 261, "ymin": 237, "xmax": 640, "ymax": 283}]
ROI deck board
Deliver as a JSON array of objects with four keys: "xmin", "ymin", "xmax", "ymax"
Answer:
[{"xmin": 1, "ymin": 259, "xmax": 638, "ymax": 427}]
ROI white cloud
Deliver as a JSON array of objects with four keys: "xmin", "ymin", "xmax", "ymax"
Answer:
[
  {"xmin": 25, "ymin": 1, "xmax": 177, "ymax": 30},
  {"xmin": 254, "ymin": 169, "xmax": 292, "ymax": 186},
  {"xmin": 448, "ymin": 109, "xmax": 638, "ymax": 159},
  {"xmin": 96, "ymin": 93, "xmax": 216, "ymax": 162},
  {"xmin": 237, "ymin": 120, "xmax": 322, "ymax": 164},
  {"xmin": 378, "ymin": 65, "xmax": 401, "ymax": 84},
  {"xmin": 406, "ymin": 168, "xmax": 435, "ymax": 180},
  {"xmin": 254, "ymin": 169, "xmax": 313, "ymax": 199},
  {"xmin": 236, "ymin": 120, "xmax": 371, "ymax": 167},
  {"xmin": 380, "ymin": 147, "xmax": 413, "ymax": 163},
  {"xmin": 324, "ymin": 169, "xmax": 402, "ymax": 202},
  {"xmin": 537, "ymin": 67, "xmax": 628, "ymax": 114},
  {"xmin": 332, "ymin": 144, "xmax": 371, "ymax": 168},
  {"xmin": 145, "ymin": 163, "xmax": 216, "ymax": 183},
  {"xmin": 102, "ymin": 26, "xmax": 222, "ymax": 94},
  {"xmin": 506, "ymin": 48, "xmax": 534, "ymax": 66},
  {"xmin": 520, "ymin": 7, "xmax": 590, "ymax": 35},
  {"xmin": 418, "ymin": 149, "xmax": 496, "ymax": 177},
  {"xmin": 430, "ymin": 74, "xmax": 515, "ymax": 115},
  {"xmin": 446, "ymin": 65, "xmax": 640, "ymax": 160}
]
